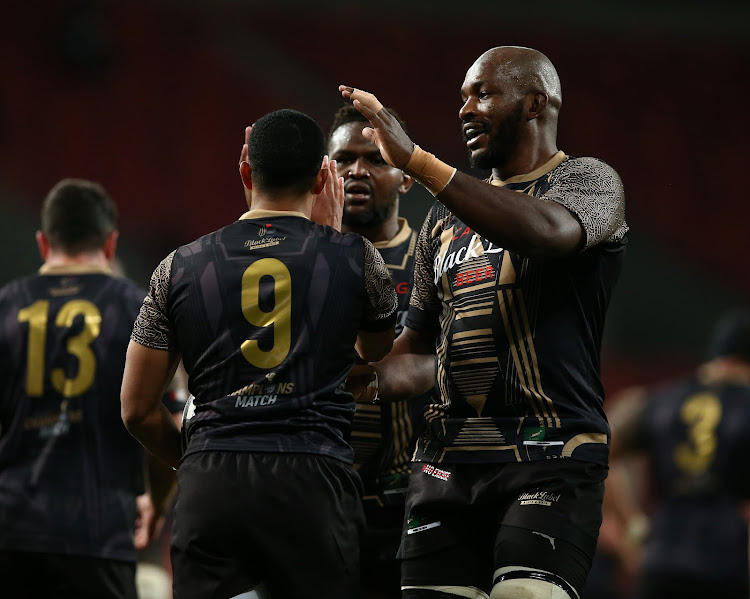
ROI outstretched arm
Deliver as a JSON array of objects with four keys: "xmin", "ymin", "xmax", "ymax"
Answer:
[{"xmin": 339, "ymin": 86, "xmax": 583, "ymax": 259}]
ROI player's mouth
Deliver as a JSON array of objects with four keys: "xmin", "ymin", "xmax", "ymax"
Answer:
[
  {"xmin": 344, "ymin": 181, "xmax": 373, "ymax": 203},
  {"xmin": 462, "ymin": 122, "xmax": 488, "ymax": 150}
]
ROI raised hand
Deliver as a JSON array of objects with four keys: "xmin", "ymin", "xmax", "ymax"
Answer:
[
  {"xmin": 311, "ymin": 155, "xmax": 345, "ymax": 231},
  {"xmin": 339, "ymin": 86, "xmax": 415, "ymax": 169},
  {"xmin": 239, "ymin": 125, "xmax": 252, "ymax": 207}
]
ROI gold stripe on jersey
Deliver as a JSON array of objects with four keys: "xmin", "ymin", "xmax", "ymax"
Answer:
[
  {"xmin": 389, "ymin": 399, "xmax": 414, "ymax": 471},
  {"xmin": 444, "ymin": 444, "xmax": 522, "ymax": 461},
  {"xmin": 454, "ymin": 418, "xmax": 504, "ymax": 443},
  {"xmin": 453, "ymin": 328, "xmax": 494, "ymax": 340},
  {"xmin": 498, "ymin": 286, "xmax": 561, "ymax": 428},
  {"xmin": 453, "ymin": 282, "xmax": 496, "ymax": 295},
  {"xmin": 456, "ymin": 307, "xmax": 494, "ymax": 319},
  {"xmin": 352, "ymin": 402, "xmax": 383, "ymax": 467},
  {"xmin": 562, "ymin": 432, "xmax": 608, "ymax": 457}
]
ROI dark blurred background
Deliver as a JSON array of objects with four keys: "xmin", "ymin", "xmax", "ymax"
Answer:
[{"xmin": 2, "ymin": 0, "xmax": 748, "ymax": 398}]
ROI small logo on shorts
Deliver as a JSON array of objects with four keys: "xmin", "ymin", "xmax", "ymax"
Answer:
[
  {"xmin": 406, "ymin": 511, "xmax": 442, "ymax": 535},
  {"xmin": 422, "ymin": 464, "xmax": 451, "ymax": 481},
  {"xmin": 518, "ymin": 491, "xmax": 561, "ymax": 507}
]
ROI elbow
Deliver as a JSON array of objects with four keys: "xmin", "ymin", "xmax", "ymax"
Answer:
[
  {"xmin": 356, "ymin": 326, "xmax": 395, "ymax": 363},
  {"xmin": 121, "ymin": 398, "xmax": 147, "ymax": 433},
  {"xmin": 361, "ymin": 344, "xmax": 392, "ymax": 363},
  {"xmin": 359, "ymin": 338, "xmax": 393, "ymax": 363}
]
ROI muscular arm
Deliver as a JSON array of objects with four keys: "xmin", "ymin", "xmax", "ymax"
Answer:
[
  {"xmin": 432, "ymin": 172, "xmax": 584, "ymax": 258},
  {"xmin": 374, "ymin": 326, "xmax": 436, "ymax": 401},
  {"xmin": 121, "ymin": 341, "xmax": 183, "ymax": 470}
]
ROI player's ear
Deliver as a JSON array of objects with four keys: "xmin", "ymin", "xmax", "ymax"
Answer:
[
  {"xmin": 239, "ymin": 161, "xmax": 253, "ymax": 190},
  {"xmin": 313, "ymin": 166, "xmax": 329, "ymax": 195},
  {"xmin": 399, "ymin": 172, "xmax": 415, "ymax": 195},
  {"xmin": 103, "ymin": 230, "xmax": 119, "ymax": 261},
  {"xmin": 526, "ymin": 92, "xmax": 548, "ymax": 120},
  {"xmin": 36, "ymin": 230, "xmax": 49, "ymax": 261}
]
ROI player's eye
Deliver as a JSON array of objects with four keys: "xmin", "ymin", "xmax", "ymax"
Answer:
[{"xmin": 332, "ymin": 155, "xmax": 353, "ymax": 166}]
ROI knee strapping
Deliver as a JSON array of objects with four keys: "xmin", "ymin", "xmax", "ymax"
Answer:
[
  {"xmin": 490, "ymin": 567, "xmax": 579, "ymax": 599},
  {"xmin": 402, "ymin": 586, "xmax": 489, "ymax": 599}
]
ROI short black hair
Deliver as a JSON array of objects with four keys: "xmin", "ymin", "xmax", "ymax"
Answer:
[
  {"xmin": 706, "ymin": 309, "xmax": 750, "ymax": 362},
  {"xmin": 41, "ymin": 178, "xmax": 117, "ymax": 254},
  {"xmin": 327, "ymin": 104, "xmax": 407, "ymax": 146},
  {"xmin": 247, "ymin": 109, "xmax": 325, "ymax": 194}
]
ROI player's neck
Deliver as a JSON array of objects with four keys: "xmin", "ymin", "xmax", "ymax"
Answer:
[
  {"xmin": 491, "ymin": 140, "xmax": 559, "ymax": 182},
  {"xmin": 697, "ymin": 358, "xmax": 750, "ymax": 386},
  {"xmin": 249, "ymin": 194, "xmax": 313, "ymax": 218},
  {"xmin": 342, "ymin": 215, "xmax": 401, "ymax": 244},
  {"xmin": 43, "ymin": 249, "xmax": 110, "ymax": 268}
]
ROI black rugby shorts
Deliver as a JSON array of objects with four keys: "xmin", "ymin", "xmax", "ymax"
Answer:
[
  {"xmin": 171, "ymin": 451, "xmax": 365, "ymax": 599},
  {"xmin": 398, "ymin": 458, "xmax": 607, "ymax": 594}
]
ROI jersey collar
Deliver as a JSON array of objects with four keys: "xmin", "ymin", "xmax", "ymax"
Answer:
[
  {"xmin": 372, "ymin": 218, "xmax": 413, "ymax": 249},
  {"xmin": 490, "ymin": 151, "xmax": 567, "ymax": 187},
  {"xmin": 239, "ymin": 209, "xmax": 309, "ymax": 220},
  {"xmin": 38, "ymin": 263, "xmax": 113, "ymax": 276}
]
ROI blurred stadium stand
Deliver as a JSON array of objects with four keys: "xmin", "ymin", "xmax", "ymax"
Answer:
[{"xmin": 1, "ymin": 0, "xmax": 748, "ymax": 398}]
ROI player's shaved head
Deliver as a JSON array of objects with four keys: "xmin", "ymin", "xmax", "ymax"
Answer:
[
  {"xmin": 248, "ymin": 108, "xmax": 325, "ymax": 194},
  {"xmin": 474, "ymin": 46, "xmax": 562, "ymax": 111}
]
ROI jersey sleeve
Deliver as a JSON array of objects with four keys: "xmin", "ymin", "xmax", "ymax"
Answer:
[
  {"xmin": 543, "ymin": 157, "xmax": 628, "ymax": 250},
  {"xmin": 405, "ymin": 205, "xmax": 444, "ymax": 335},
  {"xmin": 131, "ymin": 251, "xmax": 177, "ymax": 351},
  {"xmin": 361, "ymin": 238, "xmax": 398, "ymax": 332}
]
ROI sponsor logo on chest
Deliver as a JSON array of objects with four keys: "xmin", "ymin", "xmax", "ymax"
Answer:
[{"xmin": 433, "ymin": 232, "xmax": 504, "ymax": 285}]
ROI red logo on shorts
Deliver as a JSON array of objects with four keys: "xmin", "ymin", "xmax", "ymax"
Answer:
[{"xmin": 422, "ymin": 464, "xmax": 451, "ymax": 481}]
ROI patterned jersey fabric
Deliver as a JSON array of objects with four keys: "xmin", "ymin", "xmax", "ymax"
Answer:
[{"xmin": 406, "ymin": 152, "xmax": 627, "ymax": 465}]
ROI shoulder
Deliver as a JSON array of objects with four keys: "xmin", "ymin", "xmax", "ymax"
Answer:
[
  {"xmin": 110, "ymin": 275, "xmax": 147, "ymax": 300},
  {"xmin": 0, "ymin": 274, "xmax": 32, "ymax": 300},
  {"xmin": 551, "ymin": 156, "xmax": 624, "ymax": 192}
]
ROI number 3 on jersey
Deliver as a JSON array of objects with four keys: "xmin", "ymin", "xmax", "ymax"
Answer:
[
  {"xmin": 673, "ymin": 391, "xmax": 722, "ymax": 475},
  {"xmin": 241, "ymin": 258, "xmax": 292, "ymax": 369},
  {"xmin": 17, "ymin": 299, "xmax": 101, "ymax": 398}
]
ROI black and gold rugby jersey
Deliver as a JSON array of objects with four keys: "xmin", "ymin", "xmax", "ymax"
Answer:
[
  {"xmin": 633, "ymin": 376, "xmax": 750, "ymax": 586},
  {"xmin": 351, "ymin": 218, "xmax": 428, "ymax": 505},
  {"xmin": 132, "ymin": 209, "xmax": 397, "ymax": 465},
  {"xmin": 0, "ymin": 265, "xmax": 147, "ymax": 561},
  {"xmin": 406, "ymin": 152, "xmax": 628, "ymax": 465}
]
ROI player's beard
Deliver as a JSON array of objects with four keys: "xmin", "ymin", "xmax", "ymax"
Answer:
[
  {"xmin": 469, "ymin": 100, "xmax": 525, "ymax": 171},
  {"xmin": 342, "ymin": 193, "xmax": 398, "ymax": 228}
]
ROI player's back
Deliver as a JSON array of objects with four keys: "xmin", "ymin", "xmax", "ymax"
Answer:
[
  {"xmin": 148, "ymin": 212, "xmax": 388, "ymax": 464},
  {"xmin": 0, "ymin": 266, "xmax": 147, "ymax": 561},
  {"xmin": 640, "ymin": 376, "xmax": 750, "ymax": 584}
]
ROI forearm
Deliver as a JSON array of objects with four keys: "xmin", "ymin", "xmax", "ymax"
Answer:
[
  {"xmin": 146, "ymin": 447, "xmax": 177, "ymax": 517},
  {"xmin": 375, "ymin": 351, "xmax": 436, "ymax": 401},
  {"xmin": 374, "ymin": 326, "xmax": 436, "ymax": 402},
  {"xmin": 434, "ymin": 170, "xmax": 583, "ymax": 258},
  {"xmin": 126, "ymin": 402, "xmax": 183, "ymax": 470}
]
